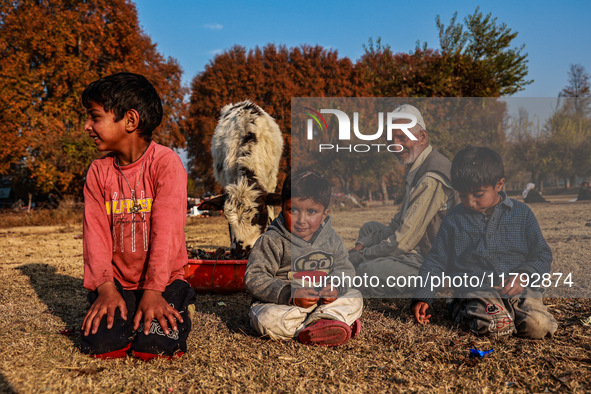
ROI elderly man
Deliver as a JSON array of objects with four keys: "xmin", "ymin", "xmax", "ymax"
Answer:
[{"xmin": 350, "ymin": 104, "xmax": 458, "ymax": 297}]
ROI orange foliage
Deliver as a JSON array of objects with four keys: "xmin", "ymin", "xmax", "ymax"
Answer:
[
  {"xmin": 185, "ymin": 44, "xmax": 370, "ymax": 191},
  {"xmin": 0, "ymin": 0, "xmax": 185, "ymax": 197}
]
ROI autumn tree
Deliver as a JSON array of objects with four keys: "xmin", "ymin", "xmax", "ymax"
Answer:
[
  {"xmin": 544, "ymin": 112, "xmax": 590, "ymax": 187},
  {"xmin": 289, "ymin": 96, "xmax": 389, "ymax": 196},
  {"xmin": 507, "ymin": 108, "xmax": 555, "ymax": 189},
  {"xmin": 0, "ymin": 0, "xmax": 185, "ymax": 198},
  {"xmin": 544, "ymin": 66, "xmax": 591, "ymax": 185},
  {"xmin": 185, "ymin": 44, "xmax": 368, "ymax": 191},
  {"xmin": 559, "ymin": 64, "xmax": 591, "ymax": 117}
]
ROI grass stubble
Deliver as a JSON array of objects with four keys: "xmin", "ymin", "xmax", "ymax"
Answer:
[{"xmin": 0, "ymin": 198, "xmax": 590, "ymax": 392}]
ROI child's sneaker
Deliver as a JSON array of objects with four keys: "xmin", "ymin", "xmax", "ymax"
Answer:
[{"xmin": 298, "ymin": 319, "xmax": 351, "ymax": 346}]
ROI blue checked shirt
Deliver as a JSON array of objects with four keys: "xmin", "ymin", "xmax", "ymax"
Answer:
[{"xmin": 414, "ymin": 191, "xmax": 552, "ymax": 305}]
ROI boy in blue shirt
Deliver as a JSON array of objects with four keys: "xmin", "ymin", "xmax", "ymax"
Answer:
[{"xmin": 412, "ymin": 147, "xmax": 557, "ymax": 338}]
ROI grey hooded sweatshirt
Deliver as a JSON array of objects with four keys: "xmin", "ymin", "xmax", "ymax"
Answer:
[{"xmin": 245, "ymin": 212, "xmax": 355, "ymax": 305}]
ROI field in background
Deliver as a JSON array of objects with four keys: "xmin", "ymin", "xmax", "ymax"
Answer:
[
  {"xmin": 0, "ymin": 195, "xmax": 590, "ymax": 392},
  {"xmin": 0, "ymin": 197, "xmax": 83, "ymax": 228}
]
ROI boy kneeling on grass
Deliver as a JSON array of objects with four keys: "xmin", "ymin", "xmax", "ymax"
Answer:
[
  {"xmin": 245, "ymin": 170, "xmax": 363, "ymax": 346},
  {"xmin": 412, "ymin": 147, "xmax": 557, "ymax": 338},
  {"xmin": 80, "ymin": 72, "xmax": 196, "ymax": 360}
]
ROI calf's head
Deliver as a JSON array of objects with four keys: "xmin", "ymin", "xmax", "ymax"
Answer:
[{"xmin": 199, "ymin": 180, "xmax": 281, "ymax": 259}]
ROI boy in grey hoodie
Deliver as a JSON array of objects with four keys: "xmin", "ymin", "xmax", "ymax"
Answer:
[{"xmin": 245, "ymin": 170, "xmax": 363, "ymax": 346}]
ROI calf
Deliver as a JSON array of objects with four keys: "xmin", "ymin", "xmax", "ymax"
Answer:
[{"xmin": 199, "ymin": 100, "xmax": 283, "ymax": 258}]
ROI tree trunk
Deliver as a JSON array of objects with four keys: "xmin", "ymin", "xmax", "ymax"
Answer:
[
  {"xmin": 381, "ymin": 178, "xmax": 389, "ymax": 204},
  {"xmin": 537, "ymin": 174, "xmax": 544, "ymax": 192}
]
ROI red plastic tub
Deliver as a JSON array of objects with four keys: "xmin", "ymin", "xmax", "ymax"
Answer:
[{"xmin": 185, "ymin": 258, "xmax": 247, "ymax": 293}]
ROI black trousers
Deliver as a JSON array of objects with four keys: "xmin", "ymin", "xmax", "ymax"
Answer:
[{"xmin": 81, "ymin": 279, "xmax": 196, "ymax": 357}]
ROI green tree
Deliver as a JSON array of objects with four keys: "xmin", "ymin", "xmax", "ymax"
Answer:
[
  {"xmin": 359, "ymin": 8, "xmax": 532, "ymax": 97},
  {"xmin": 436, "ymin": 7, "xmax": 532, "ymax": 96},
  {"xmin": 0, "ymin": 0, "xmax": 185, "ymax": 198}
]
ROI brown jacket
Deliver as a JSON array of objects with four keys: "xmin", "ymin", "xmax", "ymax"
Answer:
[{"xmin": 408, "ymin": 147, "xmax": 459, "ymax": 256}]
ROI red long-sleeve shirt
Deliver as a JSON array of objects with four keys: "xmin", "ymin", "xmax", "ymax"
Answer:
[{"xmin": 83, "ymin": 142, "xmax": 188, "ymax": 292}]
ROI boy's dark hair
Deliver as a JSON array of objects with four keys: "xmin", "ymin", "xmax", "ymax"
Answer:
[
  {"xmin": 82, "ymin": 72, "xmax": 163, "ymax": 140},
  {"xmin": 451, "ymin": 146, "xmax": 505, "ymax": 193},
  {"xmin": 281, "ymin": 170, "xmax": 331, "ymax": 209}
]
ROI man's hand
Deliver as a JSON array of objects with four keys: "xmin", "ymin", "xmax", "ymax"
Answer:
[
  {"xmin": 82, "ymin": 281, "xmax": 127, "ymax": 336},
  {"xmin": 412, "ymin": 301, "xmax": 431, "ymax": 326},
  {"xmin": 133, "ymin": 290, "xmax": 183, "ymax": 336},
  {"xmin": 292, "ymin": 288, "xmax": 319, "ymax": 308},
  {"xmin": 318, "ymin": 285, "xmax": 338, "ymax": 304},
  {"xmin": 500, "ymin": 276, "xmax": 527, "ymax": 297}
]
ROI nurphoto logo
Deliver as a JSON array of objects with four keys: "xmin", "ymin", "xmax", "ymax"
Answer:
[{"xmin": 304, "ymin": 108, "xmax": 418, "ymax": 153}]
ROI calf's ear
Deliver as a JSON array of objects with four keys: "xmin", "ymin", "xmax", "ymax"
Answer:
[
  {"xmin": 198, "ymin": 194, "xmax": 226, "ymax": 211},
  {"xmin": 264, "ymin": 193, "xmax": 283, "ymax": 206}
]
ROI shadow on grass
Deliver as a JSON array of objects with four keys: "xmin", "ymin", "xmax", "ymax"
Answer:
[
  {"xmin": 192, "ymin": 294, "xmax": 460, "ymax": 338},
  {"xmin": 192, "ymin": 294, "xmax": 460, "ymax": 339},
  {"xmin": 17, "ymin": 263, "xmax": 87, "ymax": 344},
  {"xmin": 193, "ymin": 292, "xmax": 256, "ymax": 335},
  {"xmin": 365, "ymin": 298, "xmax": 457, "ymax": 328},
  {"xmin": 0, "ymin": 372, "xmax": 16, "ymax": 394}
]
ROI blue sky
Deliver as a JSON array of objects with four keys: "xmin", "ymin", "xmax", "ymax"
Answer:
[{"xmin": 134, "ymin": 0, "xmax": 591, "ymax": 98}]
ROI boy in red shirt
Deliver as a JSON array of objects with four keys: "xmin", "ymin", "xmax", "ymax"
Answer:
[{"xmin": 80, "ymin": 72, "xmax": 195, "ymax": 360}]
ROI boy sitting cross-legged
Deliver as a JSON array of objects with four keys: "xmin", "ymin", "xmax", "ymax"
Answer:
[
  {"xmin": 245, "ymin": 170, "xmax": 363, "ymax": 346},
  {"xmin": 412, "ymin": 146, "xmax": 557, "ymax": 338}
]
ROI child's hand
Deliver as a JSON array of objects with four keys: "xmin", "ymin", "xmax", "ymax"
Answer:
[
  {"xmin": 82, "ymin": 281, "xmax": 127, "ymax": 336},
  {"xmin": 318, "ymin": 285, "xmax": 338, "ymax": 304},
  {"xmin": 133, "ymin": 290, "xmax": 183, "ymax": 336},
  {"xmin": 500, "ymin": 276, "xmax": 527, "ymax": 297},
  {"xmin": 292, "ymin": 288, "xmax": 319, "ymax": 308},
  {"xmin": 412, "ymin": 301, "xmax": 431, "ymax": 326},
  {"xmin": 348, "ymin": 243, "xmax": 363, "ymax": 253}
]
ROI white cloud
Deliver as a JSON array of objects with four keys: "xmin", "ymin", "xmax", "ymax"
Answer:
[
  {"xmin": 208, "ymin": 49, "xmax": 224, "ymax": 55},
  {"xmin": 203, "ymin": 23, "xmax": 223, "ymax": 31}
]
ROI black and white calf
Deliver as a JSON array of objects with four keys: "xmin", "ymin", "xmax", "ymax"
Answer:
[{"xmin": 199, "ymin": 100, "xmax": 284, "ymax": 258}]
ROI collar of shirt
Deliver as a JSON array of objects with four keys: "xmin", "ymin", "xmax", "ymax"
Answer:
[
  {"xmin": 498, "ymin": 191, "xmax": 513, "ymax": 209},
  {"xmin": 405, "ymin": 145, "xmax": 432, "ymax": 187}
]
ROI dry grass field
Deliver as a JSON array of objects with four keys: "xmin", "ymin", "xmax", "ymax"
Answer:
[{"xmin": 1, "ymin": 196, "xmax": 590, "ymax": 392}]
